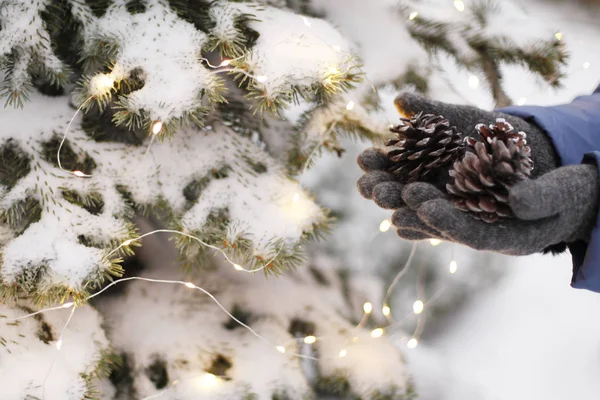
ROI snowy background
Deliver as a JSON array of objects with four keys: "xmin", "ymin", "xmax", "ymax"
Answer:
[{"xmin": 304, "ymin": 0, "xmax": 600, "ymax": 399}]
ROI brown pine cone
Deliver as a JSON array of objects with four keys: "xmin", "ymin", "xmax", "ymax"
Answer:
[
  {"xmin": 447, "ymin": 118, "xmax": 534, "ymax": 223},
  {"xmin": 385, "ymin": 112, "xmax": 464, "ymax": 183}
]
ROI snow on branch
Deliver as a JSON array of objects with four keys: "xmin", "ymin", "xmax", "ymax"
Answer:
[
  {"xmin": 97, "ymin": 241, "xmax": 412, "ymax": 400},
  {"xmin": 0, "ymin": 92, "xmax": 327, "ymax": 304},
  {"xmin": 209, "ymin": 1, "xmax": 363, "ymax": 114},
  {"xmin": 0, "ymin": 302, "xmax": 113, "ymax": 400}
]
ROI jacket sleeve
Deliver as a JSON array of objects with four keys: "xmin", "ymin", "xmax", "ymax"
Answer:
[{"xmin": 500, "ymin": 85, "xmax": 600, "ymax": 292}]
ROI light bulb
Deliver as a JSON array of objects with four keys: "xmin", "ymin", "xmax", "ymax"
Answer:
[
  {"xmin": 302, "ymin": 16, "xmax": 312, "ymax": 27},
  {"xmin": 363, "ymin": 302, "xmax": 373, "ymax": 314},
  {"xmin": 371, "ymin": 328, "xmax": 384, "ymax": 338},
  {"xmin": 123, "ymin": 239, "xmax": 133, "ymax": 246},
  {"xmin": 339, "ymin": 349, "xmax": 347, "ymax": 358},
  {"xmin": 152, "ymin": 120, "xmax": 163, "ymax": 135},
  {"xmin": 201, "ymin": 373, "xmax": 218, "ymax": 387},
  {"xmin": 413, "ymin": 300, "xmax": 424, "ymax": 314},
  {"xmin": 233, "ymin": 264, "xmax": 244, "ymax": 271},
  {"xmin": 56, "ymin": 339, "xmax": 63, "ymax": 350},
  {"xmin": 453, "ymin": 0, "xmax": 465, "ymax": 11},
  {"xmin": 382, "ymin": 305, "xmax": 391, "ymax": 316},
  {"xmin": 345, "ymin": 101, "xmax": 355, "ymax": 111},
  {"xmin": 89, "ymin": 73, "xmax": 115, "ymax": 95},
  {"xmin": 555, "ymin": 32, "xmax": 563, "ymax": 41},
  {"xmin": 184, "ymin": 282, "xmax": 195, "ymax": 289},
  {"xmin": 276, "ymin": 346, "xmax": 286, "ymax": 353},
  {"xmin": 409, "ymin": 11, "xmax": 418, "ymax": 20},
  {"xmin": 62, "ymin": 302, "xmax": 74, "ymax": 309},
  {"xmin": 468, "ymin": 75, "xmax": 479, "ymax": 88},
  {"xmin": 449, "ymin": 260, "xmax": 458, "ymax": 274},
  {"xmin": 304, "ymin": 335, "xmax": 317, "ymax": 344},
  {"xmin": 583, "ymin": 62, "xmax": 590, "ymax": 69},
  {"xmin": 292, "ymin": 193, "xmax": 300, "ymax": 203},
  {"xmin": 429, "ymin": 239, "xmax": 441, "ymax": 246},
  {"xmin": 72, "ymin": 170, "xmax": 87, "ymax": 177},
  {"xmin": 379, "ymin": 219, "xmax": 392, "ymax": 232},
  {"xmin": 256, "ymin": 75, "xmax": 268, "ymax": 83},
  {"xmin": 517, "ymin": 97, "xmax": 527, "ymax": 106},
  {"xmin": 407, "ymin": 338, "xmax": 418, "ymax": 349},
  {"xmin": 219, "ymin": 59, "xmax": 231, "ymax": 67}
]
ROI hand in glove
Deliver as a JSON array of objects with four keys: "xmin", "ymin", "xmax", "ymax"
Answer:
[{"xmin": 358, "ymin": 93, "xmax": 600, "ymax": 255}]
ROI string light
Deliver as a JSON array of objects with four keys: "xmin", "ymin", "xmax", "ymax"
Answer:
[
  {"xmin": 219, "ymin": 59, "xmax": 231, "ymax": 67},
  {"xmin": 453, "ymin": 0, "xmax": 465, "ymax": 12},
  {"xmin": 468, "ymin": 75, "xmax": 480, "ymax": 88},
  {"xmin": 304, "ymin": 335, "xmax": 317, "ymax": 344},
  {"xmin": 371, "ymin": 328, "xmax": 384, "ymax": 338},
  {"xmin": 409, "ymin": 11, "xmax": 418, "ymax": 20},
  {"xmin": 292, "ymin": 193, "xmax": 300, "ymax": 203},
  {"xmin": 517, "ymin": 97, "xmax": 527, "ymax": 105},
  {"xmin": 55, "ymin": 339, "xmax": 63, "ymax": 350},
  {"xmin": 406, "ymin": 338, "xmax": 418, "ymax": 349},
  {"xmin": 339, "ymin": 349, "xmax": 347, "ymax": 358},
  {"xmin": 363, "ymin": 302, "xmax": 373, "ymax": 314},
  {"xmin": 61, "ymin": 302, "xmax": 74, "ymax": 309},
  {"xmin": 199, "ymin": 373, "xmax": 218, "ymax": 387},
  {"xmin": 412, "ymin": 300, "xmax": 424, "ymax": 315},
  {"xmin": 382, "ymin": 242, "xmax": 417, "ymax": 322},
  {"xmin": 449, "ymin": 260, "xmax": 458, "ymax": 274},
  {"xmin": 233, "ymin": 263, "xmax": 243, "ymax": 271},
  {"xmin": 184, "ymin": 282, "xmax": 195, "ymax": 288},
  {"xmin": 382, "ymin": 305, "xmax": 391, "ymax": 317},
  {"xmin": 345, "ymin": 101, "xmax": 355, "ymax": 111},
  {"xmin": 379, "ymin": 219, "xmax": 392, "ymax": 232},
  {"xmin": 72, "ymin": 170, "xmax": 90, "ymax": 178},
  {"xmin": 89, "ymin": 73, "xmax": 115, "ymax": 96},
  {"xmin": 429, "ymin": 239, "xmax": 441, "ymax": 246},
  {"xmin": 151, "ymin": 120, "xmax": 163, "ymax": 135},
  {"xmin": 555, "ymin": 31, "xmax": 563, "ymax": 41},
  {"xmin": 256, "ymin": 75, "xmax": 269, "ymax": 83},
  {"xmin": 583, "ymin": 61, "xmax": 590, "ymax": 69},
  {"xmin": 302, "ymin": 16, "xmax": 312, "ymax": 27},
  {"xmin": 276, "ymin": 346, "xmax": 286, "ymax": 353}
]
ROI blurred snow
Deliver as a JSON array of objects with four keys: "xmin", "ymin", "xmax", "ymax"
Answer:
[{"xmin": 308, "ymin": 0, "xmax": 600, "ymax": 398}]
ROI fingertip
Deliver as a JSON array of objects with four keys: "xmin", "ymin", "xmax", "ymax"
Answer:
[
  {"xmin": 357, "ymin": 148, "xmax": 390, "ymax": 171},
  {"xmin": 372, "ymin": 181, "xmax": 404, "ymax": 209},
  {"xmin": 357, "ymin": 171, "xmax": 395, "ymax": 199},
  {"xmin": 402, "ymin": 182, "xmax": 447, "ymax": 209},
  {"xmin": 508, "ymin": 180, "xmax": 554, "ymax": 220},
  {"xmin": 394, "ymin": 91, "xmax": 426, "ymax": 118}
]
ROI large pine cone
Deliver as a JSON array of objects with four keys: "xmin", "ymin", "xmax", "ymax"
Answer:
[
  {"xmin": 385, "ymin": 112, "xmax": 464, "ymax": 183},
  {"xmin": 447, "ymin": 119, "xmax": 534, "ymax": 223}
]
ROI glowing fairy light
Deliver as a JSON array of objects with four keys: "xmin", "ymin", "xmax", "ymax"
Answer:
[
  {"xmin": 200, "ymin": 373, "xmax": 218, "ymax": 387},
  {"xmin": 517, "ymin": 97, "xmax": 527, "ymax": 106},
  {"xmin": 276, "ymin": 346, "xmax": 286, "ymax": 353},
  {"xmin": 382, "ymin": 305, "xmax": 391, "ymax": 317},
  {"xmin": 339, "ymin": 349, "xmax": 347, "ymax": 358},
  {"xmin": 89, "ymin": 73, "xmax": 115, "ymax": 96},
  {"xmin": 412, "ymin": 300, "xmax": 424, "ymax": 315},
  {"xmin": 151, "ymin": 120, "xmax": 163, "ymax": 135},
  {"xmin": 55, "ymin": 339, "xmax": 63, "ymax": 350},
  {"xmin": 407, "ymin": 338, "xmax": 418, "ymax": 349},
  {"xmin": 379, "ymin": 219, "xmax": 392, "ymax": 232},
  {"xmin": 409, "ymin": 11, "xmax": 418, "ymax": 20},
  {"xmin": 184, "ymin": 282, "xmax": 195, "ymax": 289},
  {"xmin": 61, "ymin": 302, "xmax": 74, "ymax": 309},
  {"xmin": 122, "ymin": 239, "xmax": 133, "ymax": 246},
  {"xmin": 219, "ymin": 59, "xmax": 231, "ymax": 67},
  {"xmin": 304, "ymin": 335, "xmax": 317, "ymax": 344},
  {"xmin": 468, "ymin": 75, "xmax": 480, "ymax": 88},
  {"xmin": 345, "ymin": 101, "xmax": 355, "ymax": 111},
  {"xmin": 72, "ymin": 170, "xmax": 89, "ymax": 178},
  {"xmin": 233, "ymin": 264, "xmax": 244, "ymax": 271},
  {"xmin": 555, "ymin": 31, "xmax": 563, "ymax": 41},
  {"xmin": 363, "ymin": 302, "xmax": 373, "ymax": 314},
  {"xmin": 332, "ymin": 45, "xmax": 341, "ymax": 52},
  {"xmin": 292, "ymin": 193, "xmax": 300, "ymax": 203},
  {"xmin": 302, "ymin": 16, "xmax": 312, "ymax": 27},
  {"xmin": 371, "ymin": 328, "xmax": 384, "ymax": 338},
  {"xmin": 429, "ymin": 239, "xmax": 441, "ymax": 246},
  {"xmin": 256, "ymin": 75, "xmax": 269, "ymax": 83},
  {"xmin": 453, "ymin": 0, "xmax": 465, "ymax": 12},
  {"xmin": 583, "ymin": 62, "xmax": 590, "ymax": 69},
  {"xmin": 449, "ymin": 260, "xmax": 458, "ymax": 274}
]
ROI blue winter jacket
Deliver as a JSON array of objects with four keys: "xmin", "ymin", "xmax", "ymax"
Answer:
[{"xmin": 500, "ymin": 83, "xmax": 600, "ymax": 293}]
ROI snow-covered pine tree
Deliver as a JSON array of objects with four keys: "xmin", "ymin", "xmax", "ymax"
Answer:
[{"xmin": 0, "ymin": 0, "xmax": 566, "ymax": 399}]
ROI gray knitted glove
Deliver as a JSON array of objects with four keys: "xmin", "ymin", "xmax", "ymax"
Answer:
[{"xmin": 357, "ymin": 93, "xmax": 600, "ymax": 255}]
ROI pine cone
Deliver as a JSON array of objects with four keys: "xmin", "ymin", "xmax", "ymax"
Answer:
[
  {"xmin": 447, "ymin": 118, "xmax": 534, "ymax": 223},
  {"xmin": 385, "ymin": 112, "xmax": 464, "ymax": 183}
]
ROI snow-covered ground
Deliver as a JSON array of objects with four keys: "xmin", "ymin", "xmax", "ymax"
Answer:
[{"xmin": 310, "ymin": 0, "xmax": 600, "ymax": 398}]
